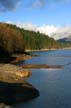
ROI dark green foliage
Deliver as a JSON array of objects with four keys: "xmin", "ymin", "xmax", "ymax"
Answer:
[{"xmin": 20, "ymin": 29, "xmax": 60, "ymax": 50}]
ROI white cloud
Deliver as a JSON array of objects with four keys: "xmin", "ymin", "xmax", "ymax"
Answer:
[
  {"xmin": 6, "ymin": 21, "xmax": 71, "ymax": 40},
  {"xmin": 16, "ymin": 22, "xmax": 59, "ymax": 39},
  {"xmin": 16, "ymin": 22, "xmax": 38, "ymax": 32},
  {"xmin": 51, "ymin": 25, "xmax": 71, "ymax": 40},
  {"xmin": 16, "ymin": 22, "xmax": 57, "ymax": 35},
  {"xmin": 6, "ymin": 21, "xmax": 14, "ymax": 24},
  {"xmin": 38, "ymin": 25, "xmax": 71, "ymax": 40},
  {"xmin": 38, "ymin": 24, "xmax": 57, "ymax": 35}
]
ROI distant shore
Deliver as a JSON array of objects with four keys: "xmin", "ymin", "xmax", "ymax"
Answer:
[
  {"xmin": 25, "ymin": 48, "xmax": 57, "ymax": 52},
  {"xmin": 26, "ymin": 47, "xmax": 71, "ymax": 52}
]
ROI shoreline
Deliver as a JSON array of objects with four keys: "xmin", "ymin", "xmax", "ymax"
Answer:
[
  {"xmin": 9, "ymin": 48, "xmax": 71, "ymax": 64},
  {"xmin": 26, "ymin": 48, "xmax": 71, "ymax": 53},
  {"xmin": 25, "ymin": 48, "xmax": 57, "ymax": 52},
  {"xmin": 0, "ymin": 48, "xmax": 71, "ymax": 106}
]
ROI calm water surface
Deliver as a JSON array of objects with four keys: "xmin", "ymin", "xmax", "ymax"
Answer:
[{"xmin": 14, "ymin": 49, "xmax": 71, "ymax": 108}]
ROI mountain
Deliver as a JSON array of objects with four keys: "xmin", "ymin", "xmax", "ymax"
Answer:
[
  {"xmin": 57, "ymin": 35, "xmax": 71, "ymax": 48},
  {"xmin": 57, "ymin": 35, "xmax": 71, "ymax": 43}
]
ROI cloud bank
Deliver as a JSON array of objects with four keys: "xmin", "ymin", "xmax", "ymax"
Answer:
[
  {"xmin": 14, "ymin": 22, "xmax": 71, "ymax": 40},
  {"xmin": 16, "ymin": 22, "xmax": 38, "ymax": 32},
  {"xmin": 0, "ymin": 0, "xmax": 20, "ymax": 12},
  {"xmin": 16, "ymin": 22, "xmax": 58, "ymax": 36}
]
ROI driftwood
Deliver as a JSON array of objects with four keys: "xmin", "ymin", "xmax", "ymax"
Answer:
[{"xmin": 21, "ymin": 64, "xmax": 64, "ymax": 69}]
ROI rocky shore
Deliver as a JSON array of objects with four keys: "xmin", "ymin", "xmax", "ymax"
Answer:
[
  {"xmin": 11, "ymin": 53, "xmax": 32, "ymax": 64},
  {"xmin": 0, "ymin": 64, "xmax": 39, "ymax": 106}
]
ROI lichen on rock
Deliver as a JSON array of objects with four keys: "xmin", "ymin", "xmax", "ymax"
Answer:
[{"xmin": 0, "ymin": 64, "xmax": 31, "ymax": 83}]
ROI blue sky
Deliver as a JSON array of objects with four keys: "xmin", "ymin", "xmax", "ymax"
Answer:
[
  {"xmin": 0, "ymin": 0, "xmax": 71, "ymax": 39},
  {"xmin": 0, "ymin": 0, "xmax": 71, "ymax": 26}
]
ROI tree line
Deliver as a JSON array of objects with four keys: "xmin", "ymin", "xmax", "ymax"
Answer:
[{"xmin": 0, "ymin": 23, "xmax": 60, "ymax": 55}]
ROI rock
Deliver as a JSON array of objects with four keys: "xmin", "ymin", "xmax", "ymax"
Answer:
[
  {"xmin": 11, "ymin": 54, "xmax": 32, "ymax": 64},
  {"xmin": 0, "ymin": 103, "xmax": 12, "ymax": 108},
  {"xmin": 21, "ymin": 64, "xmax": 64, "ymax": 69},
  {"xmin": 0, "ymin": 81, "xmax": 39, "ymax": 105},
  {"xmin": 0, "ymin": 64, "xmax": 31, "ymax": 83},
  {"xmin": 0, "ymin": 64, "xmax": 39, "ymax": 105}
]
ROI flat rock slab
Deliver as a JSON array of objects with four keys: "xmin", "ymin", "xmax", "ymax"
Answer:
[
  {"xmin": 0, "ymin": 64, "xmax": 31, "ymax": 83},
  {"xmin": 21, "ymin": 64, "xmax": 64, "ymax": 69}
]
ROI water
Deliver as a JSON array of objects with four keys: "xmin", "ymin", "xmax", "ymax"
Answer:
[{"xmin": 14, "ymin": 49, "xmax": 71, "ymax": 108}]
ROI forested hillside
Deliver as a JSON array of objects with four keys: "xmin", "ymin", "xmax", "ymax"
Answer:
[{"xmin": 0, "ymin": 23, "xmax": 60, "ymax": 55}]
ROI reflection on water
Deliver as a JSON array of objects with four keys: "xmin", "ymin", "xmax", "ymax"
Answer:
[{"xmin": 14, "ymin": 49, "xmax": 71, "ymax": 108}]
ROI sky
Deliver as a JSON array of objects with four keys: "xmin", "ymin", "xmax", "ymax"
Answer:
[{"xmin": 0, "ymin": 0, "xmax": 71, "ymax": 39}]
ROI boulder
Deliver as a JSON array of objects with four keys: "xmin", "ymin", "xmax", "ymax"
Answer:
[
  {"xmin": 0, "ymin": 81, "xmax": 39, "ymax": 105},
  {"xmin": 0, "ymin": 64, "xmax": 31, "ymax": 83},
  {"xmin": 0, "ymin": 64, "xmax": 39, "ymax": 105}
]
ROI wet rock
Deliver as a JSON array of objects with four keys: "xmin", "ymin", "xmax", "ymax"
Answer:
[
  {"xmin": 0, "ymin": 64, "xmax": 39, "ymax": 105},
  {"xmin": 0, "ymin": 81, "xmax": 39, "ymax": 105}
]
